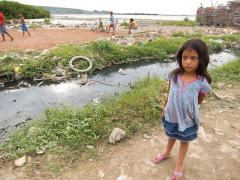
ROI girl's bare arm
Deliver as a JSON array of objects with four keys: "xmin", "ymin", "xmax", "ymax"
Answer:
[
  {"xmin": 198, "ymin": 92, "xmax": 206, "ymax": 105},
  {"xmin": 160, "ymin": 81, "xmax": 170, "ymax": 118}
]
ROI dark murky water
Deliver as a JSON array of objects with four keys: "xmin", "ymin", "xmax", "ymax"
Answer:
[{"xmin": 0, "ymin": 51, "xmax": 237, "ymax": 142}]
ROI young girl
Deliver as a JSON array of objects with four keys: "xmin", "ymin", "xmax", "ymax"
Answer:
[{"xmin": 153, "ymin": 39, "xmax": 212, "ymax": 180}]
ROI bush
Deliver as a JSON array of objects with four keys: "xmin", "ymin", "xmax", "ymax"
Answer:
[{"xmin": 120, "ymin": 21, "xmax": 129, "ymax": 27}]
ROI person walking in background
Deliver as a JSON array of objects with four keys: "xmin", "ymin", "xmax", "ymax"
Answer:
[
  {"xmin": 128, "ymin": 18, "xmax": 137, "ymax": 34},
  {"xmin": 0, "ymin": 10, "xmax": 13, "ymax": 41},
  {"xmin": 108, "ymin": 11, "xmax": 115, "ymax": 35},
  {"xmin": 153, "ymin": 39, "xmax": 212, "ymax": 180},
  {"xmin": 20, "ymin": 14, "xmax": 30, "ymax": 37}
]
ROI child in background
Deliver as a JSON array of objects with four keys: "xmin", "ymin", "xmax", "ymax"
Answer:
[
  {"xmin": 0, "ymin": 10, "xmax": 13, "ymax": 41},
  {"xmin": 98, "ymin": 18, "xmax": 104, "ymax": 32},
  {"xmin": 128, "ymin": 18, "xmax": 137, "ymax": 34},
  {"xmin": 108, "ymin": 11, "xmax": 115, "ymax": 35},
  {"xmin": 20, "ymin": 14, "xmax": 30, "ymax": 37},
  {"xmin": 153, "ymin": 39, "xmax": 212, "ymax": 180}
]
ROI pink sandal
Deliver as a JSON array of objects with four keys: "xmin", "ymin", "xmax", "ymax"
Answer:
[
  {"xmin": 153, "ymin": 153, "xmax": 170, "ymax": 164},
  {"xmin": 171, "ymin": 171, "xmax": 184, "ymax": 180}
]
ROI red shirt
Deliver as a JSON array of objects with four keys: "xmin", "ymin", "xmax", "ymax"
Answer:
[{"xmin": 0, "ymin": 12, "xmax": 5, "ymax": 25}]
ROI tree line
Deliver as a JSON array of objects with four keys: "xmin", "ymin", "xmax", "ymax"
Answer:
[{"xmin": 0, "ymin": 1, "xmax": 50, "ymax": 19}]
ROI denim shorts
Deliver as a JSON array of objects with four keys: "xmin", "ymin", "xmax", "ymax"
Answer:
[
  {"xmin": 0, "ymin": 24, "xmax": 6, "ymax": 34},
  {"xmin": 162, "ymin": 116, "xmax": 198, "ymax": 142},
  {"xmin": 21, "ymin": 23, "xmax": 28, "ymax": 32}
]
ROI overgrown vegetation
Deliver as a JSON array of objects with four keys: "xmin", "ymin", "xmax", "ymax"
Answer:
[
  {"xmin": 211, "ymin": 59, "xmax": 240, "ymax": 86},
  {"xmin": 120, "ymin": 21, "xmax": 129, "ymax": 27},
  {"xmin": 2, "ymin": 33, "xmax": 239, "ymax": 83},
  {"xmin": 0, "ymin": 1, "xmax": 50, "ymax": 19},
  {"xmin": 159, "ymin": 20, "xmax": 197, "ymax": 27}
]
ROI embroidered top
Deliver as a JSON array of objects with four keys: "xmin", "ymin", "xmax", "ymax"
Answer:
[{"xmin": 164, "ymin": 74, "xmax": 211, "ymax": 132}]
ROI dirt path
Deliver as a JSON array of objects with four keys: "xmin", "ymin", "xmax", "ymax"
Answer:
[
  {"xmin": 0, "ymin": 86, "xmax": 239, "ymax": 180},
  {"xmin": 0, "ymin": 28, "xmax": 111, "ymax": 53},
  {"xmin": 59, "ymin": 86, "xmax": 240, "ymax": 180}
]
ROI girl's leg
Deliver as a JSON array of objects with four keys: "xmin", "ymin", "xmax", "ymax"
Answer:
[
  {"xmin": 154, "ymin": 138, "xmax": 176, "ymax": 163},
  {"xmin": 175, "ymin": 141, "xmax": 189, "ymax": 173},
  {"xmin": 164, "ymin": 138, "xmax": 176, "ymax": 156},
  {"xmin": 27, "ymin": 31, "xmax": 30, "ymax": 36}
]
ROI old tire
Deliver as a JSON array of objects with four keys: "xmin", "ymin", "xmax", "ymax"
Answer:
[{"xmin": 69, "ymin": 56, "xmax": 93, "ymax": 73}]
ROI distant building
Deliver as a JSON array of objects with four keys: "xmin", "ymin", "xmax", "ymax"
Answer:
[{"xmin": 196, "ymin": 0, "xmax": 240, "ymax": 27}]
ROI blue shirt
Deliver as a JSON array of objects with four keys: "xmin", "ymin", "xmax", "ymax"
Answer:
[{"xmin": 164, "ymin": 74, "xmax": 211, "ymax": 132}]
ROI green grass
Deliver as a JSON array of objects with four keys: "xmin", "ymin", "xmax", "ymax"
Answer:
[
  {"xmin": 159, "ymin": 20, "xmax": 197, "ymax": 27},
  {"xmin": 211, "ymin": 59, "xmax": 240, "ymax": 86},
  {"xmin": 120, "ymin": 21, "xmax": 129, "ymax": 27},
  {"xmin": 0, "ymin": 34, "xmax": 239, "ymax": 83}
]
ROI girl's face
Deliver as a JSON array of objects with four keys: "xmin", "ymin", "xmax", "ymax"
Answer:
[{"xmin": 181, "ymin": 49, "xmax": 199, "ymax": 73}]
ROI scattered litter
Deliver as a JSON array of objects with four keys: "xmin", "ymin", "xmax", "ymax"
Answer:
[
  {"xmin": 92, "ymin": 97, "xmax": 100, "ymax": 105},
  {"xmin": 98, "ymin": 170, "xmax": 105, "ymax": 178},
  {"xmin": 18, "ymin": 81, "xmax": 31, "ymax": 88},
  {"xmin": 116, "ymin": 175, "xmax": 132, "ymax": 180},
  {"xmin": 40, "ymin": 49, "xmax": 49, "ymax": 56},
  {"xmin": 37, "ymin": 81, "xmax": 44, "ymax": 87},
  {"xmin": 36, "ymin": 147, "xmax": 46, "ymax": 155},
  {"xmin": 143, "ymin": 133, "xmax": 151, "ymax": 139},
  {"xmin": 86, "ymin": 145, "xmax": 94, "ymax": 149},
  {"xmin": 118, "ymin": 68, "xmax": 127, "ymax": 75}
]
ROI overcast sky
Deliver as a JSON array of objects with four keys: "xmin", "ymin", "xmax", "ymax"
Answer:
[{"xmin": 13, "ymin": 0, "xmax": 230, "ymax": 15}]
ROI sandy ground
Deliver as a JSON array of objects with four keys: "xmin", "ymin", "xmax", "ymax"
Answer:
[
  {"xmin": 0, "ymin": 85, "xmax": 239, "ymax": 180},
  {"xmin": 1, "ymin": 25, "xmax": 239, "ymax": 54},
  {"xmin": 0, "ymin": 28, "xmax": 111, "ymax": 53}
]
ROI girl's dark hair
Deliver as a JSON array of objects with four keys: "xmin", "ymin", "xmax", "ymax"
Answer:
[{"xmin": 170, "ymin": 38, "xmax": 212, "ymax": 83}]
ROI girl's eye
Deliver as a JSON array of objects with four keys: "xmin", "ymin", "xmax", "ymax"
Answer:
[
  {"xmin": 182, "ymin": 56, "xmax": 198, "ymax": 61},
  {"xmin": 191, "ymin": 57, "xmax": 198, "ymax": 61}
]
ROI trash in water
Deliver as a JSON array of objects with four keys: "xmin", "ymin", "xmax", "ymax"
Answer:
[{"xmin": 118, "ymin": 68, "xmax": 127, "ymax": 75}]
